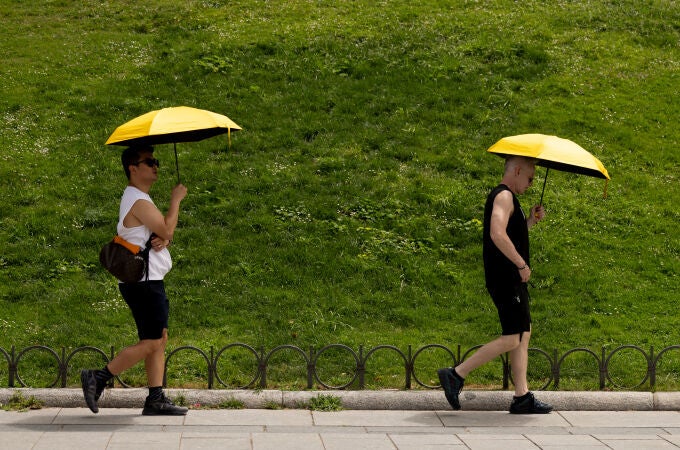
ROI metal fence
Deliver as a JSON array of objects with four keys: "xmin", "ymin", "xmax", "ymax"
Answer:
[{"xmin": 2, "ymin": 343, "xmax": 679, "ymax": 391}]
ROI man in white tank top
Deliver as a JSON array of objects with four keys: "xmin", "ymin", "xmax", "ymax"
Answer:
[{"xmin": 82, "ymin": 145, "xmax": 188, "ymax": 415}]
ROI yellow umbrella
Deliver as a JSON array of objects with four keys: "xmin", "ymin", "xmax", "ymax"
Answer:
[
  {"xmin": 106, "ymin": 106, "xmax": 242, "ymax": 183},
  {"xmin": 487, "ymin": 133, "xmax": 610, "ymax": 204}
]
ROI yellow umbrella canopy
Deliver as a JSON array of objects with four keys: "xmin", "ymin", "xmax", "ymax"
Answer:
[
  {"xmin": 105, "ymin": 106, "xmax": 241, "ymax": 146},
  {"xmin": 487, "ymin": 133, "xmax": 610, "ymax": 203},
  {"xmin": 106, "ymin": 106, "xmax": 241, "ymax": 183}
]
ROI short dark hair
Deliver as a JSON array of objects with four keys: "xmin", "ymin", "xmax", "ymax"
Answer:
[{"xmin": 121, "ymin": 145, "xmax": 154, "ymax": 179}]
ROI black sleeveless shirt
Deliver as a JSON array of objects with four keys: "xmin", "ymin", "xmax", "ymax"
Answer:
[{"xmin": 483, "ymin": 184, "xmax": 529, "ymax": 291}]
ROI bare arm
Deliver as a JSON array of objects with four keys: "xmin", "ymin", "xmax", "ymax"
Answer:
[
  {"xmin": 124, "ymin": 184, "xmax": 187, "ymax": 242},
  {"xmin": 489, "ymin": 190, "xmax": 531, "ymax": 282}
]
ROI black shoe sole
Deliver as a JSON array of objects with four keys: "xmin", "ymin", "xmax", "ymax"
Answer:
[
  {"xmin": 509, "ymin": 408, "xmax": 553, "ymax": 414},
  {"xmin": 142, "ymin": 408, "xmax": 188, "ymax": 416},
  {"xmin": 80, "ymin": 370, "xmax": 99, "ymax": 414},
  {"xmin": 509, "ymin": 404, "xmax": 553, "ymax": 414},
  {"xmin": 437, "ymin": 368, "xmax": 461, "ymax": 410}
]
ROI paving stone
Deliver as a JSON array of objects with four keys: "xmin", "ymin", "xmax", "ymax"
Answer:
[
  {"xmin": 313, "ymin": 410, "xmax": 441, "ymax": 427},
  {"xmin": 0, "ymin": 430, "xmax": 45, "ymax": 450},
  {"xmin": 456, "ymin": 434, "xmax": 540, "ymax": 450},
  {"xmin": 184, "ymin": 409, "xmax": 313, "ymax": 427},
  {"xmin": 560, "ymin": 411, "xmax": 680, "ymax": 428},
  {"xmin": 525, "ymin": 433, "xmax": 605, "ymax": 447},
  {"xmin": 54, "ymin": 408, "xmax": 185, "ymax": 426},
  {"xmin": 180, "ymin": 434, "xmax": 251, "ymax": 450},
  {"xmin": 437, "ymin": 410, "xmax": 570, "ymax": 427},
  {"xmin": 107, "ymin": 431, "xmax": 182, "ymax": 450},
  {"xmin": 598, "ymin": 438, "xmax": 679, "ymax": 449},
  {"xmin": 388, "ymin": 433, "xmax": 465, "ymax": 449},
  {"xmin": 253, "ymin": 432, "xmax": 324, "ymax": 450},
  {"xmin": 33, "ymin": 431, "xmax": 112, "ymax": 450},
  {"xmin": 321, "ymin": 432, "xmax": 397, "ymax": 450}
]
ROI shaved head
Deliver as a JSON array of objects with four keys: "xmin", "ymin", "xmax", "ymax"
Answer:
[{"xmin": 504, "ymin": 156, "xmax": 536, "ymax": 174}]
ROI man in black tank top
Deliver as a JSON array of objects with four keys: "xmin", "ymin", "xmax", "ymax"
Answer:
[{"xmin": 438, "ymin": 156, "xmax": 553, "ymax": 414}]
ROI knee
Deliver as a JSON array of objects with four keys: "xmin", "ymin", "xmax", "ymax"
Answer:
[
  {"xmin": 144, "ymin": 330, "xmax": 168, "ymax": 353},
  {"xmin": 155, "ymin": 329, "xmax": 169, "ymax": 349},
  {"xmin": 501, "ymin": 334, "xmax": 522, "ymax": 350}
]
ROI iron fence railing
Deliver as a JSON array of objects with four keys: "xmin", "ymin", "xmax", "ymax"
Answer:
[{"xmin": 1, "ymin": 343, "xmax": 679, "ymax": 391}]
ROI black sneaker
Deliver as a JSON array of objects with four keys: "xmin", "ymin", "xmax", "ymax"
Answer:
[
  {"xmin": 94, "ymin": 382, "xmax": 106, "ymax": 403},
  {"xmin": 437, "ymin": 367, "xmax": 464, "ymax": 410},
  {"xmin": 142, "ymin": 394, "xmax": 189, "ymax": 416},
  {"xmin": 80, "ymin": 369, "xmax": 99, "ymax": 414},
  {"xmin": 509, "ymin": 392, "xmax": 553, "ymax": 414}
]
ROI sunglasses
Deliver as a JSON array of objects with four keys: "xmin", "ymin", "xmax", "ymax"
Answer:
[{"xmin": 132, "ymin": 158, "xmax": 160, "ymax": 168}]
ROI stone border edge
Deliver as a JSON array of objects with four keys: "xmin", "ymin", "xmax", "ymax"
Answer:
[{"xmin": 1, "ymin": 388, "xmax": 678, "ymax": 411}]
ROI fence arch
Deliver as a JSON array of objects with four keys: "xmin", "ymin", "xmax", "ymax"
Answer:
[
  {"xmin": 361, "ymin": 345, "xmax": 409, "ymax": 389},
  {"xmin": 556, "ymin": 348, "xmax": 603, "ymax": 389},
  {"xmin": 411, "ymin": 344, "xmax": 458, "ymax": 389},
  {"xmin": 261, "ymin": 345, "xmax": 310, "ymax": 389},
  {"xmin": 605, "ymin": 345, "xmax": 650, "ymax": 390},
  {"xmin": 529, "ymin": 347, "xmax": 555, "ymax": 391},
  {"xmin": 652, "ymin": 345, "xmax": 680, "ymax": 388},
  {"xmin": 312, "ymin": 344, "xmax": 360, "ymax": 390},
  {"xmin": 214, "ymin": 343, "xmax": 261, "ymax": 389},
  {"xmin": 64, "ymin": 346, "xmax": 112, "ymax": 388},
  {"xmin": 14, "ymin": 345, "xmax": 61, "ymax": 388},
  {"xmin": 164, "ymin": 346, "xmax": 212, "ymax": 388}
]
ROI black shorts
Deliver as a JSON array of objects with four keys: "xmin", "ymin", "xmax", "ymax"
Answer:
[
  {"xmin": 119, "ymin": 281, "xmax": 169, "ymax": 340},
  {"xmin": 487, "ymin": 283, "xmax": 531, "ymax": 337}
]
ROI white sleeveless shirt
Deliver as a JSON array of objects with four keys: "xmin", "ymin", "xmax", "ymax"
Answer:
[{"xmin": 117, "ymin": 186, "xmax": 172, "ymax": 281}]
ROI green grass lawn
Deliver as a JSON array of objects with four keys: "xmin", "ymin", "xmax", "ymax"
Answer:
[{"xmin": 0, "ymin": 0, "xmax": 678, "ymax": 390}]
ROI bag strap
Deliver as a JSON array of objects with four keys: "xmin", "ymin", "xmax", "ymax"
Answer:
[
  {"xmin": 113, "ymin": 235, "xmax": 142, "ymax": 254},
  {"xmin": 140, "ymin": 235, "xmax": 154, "ymax": 281}
]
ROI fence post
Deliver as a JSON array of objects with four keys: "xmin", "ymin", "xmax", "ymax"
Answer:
[
  {"xmin": 60, "ymin": 347, "xmax": 67, "ymax": 388},
  {"xmin": 600, "ymin": 346, "xmax": 606, "ymax": 390},
  {"xmin": 109, "ymin": 346, "xmax": 116, "ymax": 388},
  {"xmin": 307, "ymin": 347, "xmax": 315, "ymax": 389},
  {"xmin": 208, "ymin": 346, "xmax": 214, "ymax": 389},
  {"xmin": 258, "ymin": 347, "xmax": 267, "ymax": 389},
  {"xmin": 357, "ymin": 345, "xmax": 365, "ymax": 389},
  {"xmin": 9, "ymin": 346, "xmax": 16, "ymax": 388},
  {"xmin": 649, "ymin": 346, "xmax": 655, "ymax": 390},
  {"xmin": 405, "ymin": 345, "xmax": 412, "ymax": 389},
  {"xmin": 552, "ymin": 349, "xmax": 560, "ymax": 389}
]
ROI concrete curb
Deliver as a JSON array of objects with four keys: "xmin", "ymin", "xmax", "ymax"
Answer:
[{"xmin": 2, "ymin": 388, "xmax": 679, "ymax": 411}]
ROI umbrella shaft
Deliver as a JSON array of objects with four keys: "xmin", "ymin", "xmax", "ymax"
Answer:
[
  {"xmin": 539, "ymin": 168, "xmax": 549, "ymax": 206},
  {"xmin": 173, "ymin": 143, "xmax": 180, "ymax": 184}
]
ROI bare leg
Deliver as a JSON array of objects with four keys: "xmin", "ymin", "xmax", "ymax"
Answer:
[
  {"xmin": 145, "ymin": 329, "xmax": 168, "ymax": 387},
  {"xmin": 509, "ymin": 329, "xmax": 531, "ymax": 397},
  {"xmin": 454, "ymin": 334, "xmax": 521, "ymax": 378},
  {"xmin": 106, "ymin": 331, "xmax": 167, "ymax": 378}
]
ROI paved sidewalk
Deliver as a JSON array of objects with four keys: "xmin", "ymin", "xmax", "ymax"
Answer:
[{"xmin": 1, "ymin": 407, "xmax": 680, "ymax": 449}]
